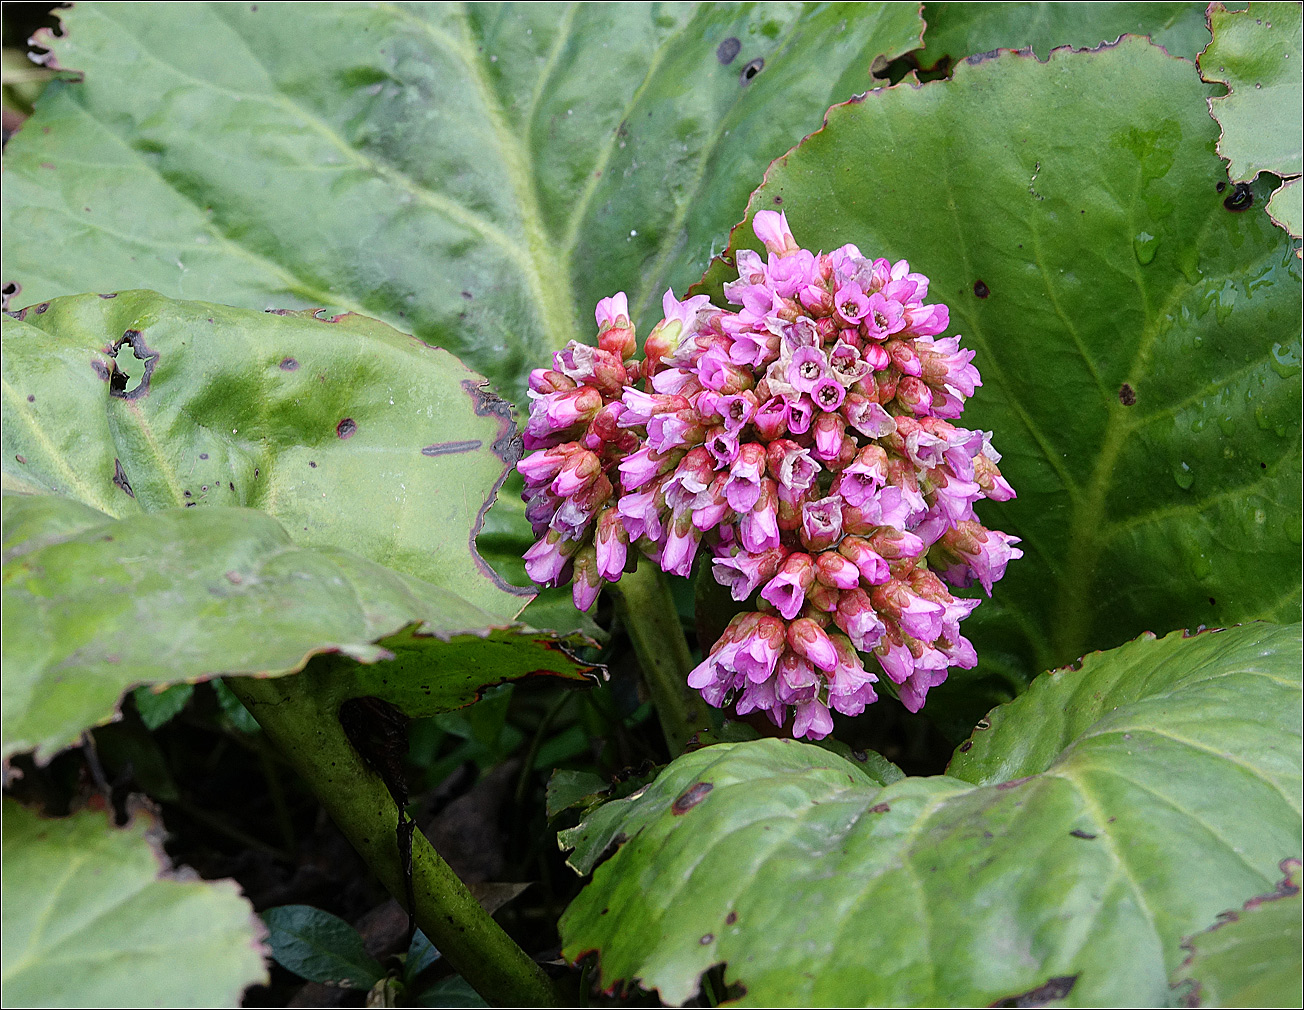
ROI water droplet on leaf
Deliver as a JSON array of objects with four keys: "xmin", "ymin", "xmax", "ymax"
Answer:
[
  {"xmin": 1133, "ymin": 231, "xmax": 1159, "ymax": 264},
  {"xmin": 1270, "ymin": 341, "xmax": 1301, "ymax": 378},
  {"xmin": 1172, "ymin": 461, "xmax": 1194, "ymax": 489}
]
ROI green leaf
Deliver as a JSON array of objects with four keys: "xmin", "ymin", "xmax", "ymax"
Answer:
[
  {"xmin": 1, "ymin": 797, "xmax": 268, "ymax": 1007},
  {"xmin": 1172, "ymin": 859, "xmax": 1303, "ymax": 1008},
  {"xmin": 1200, "ymin": 1, "xmax": 1303, "ymax": 238},
  {"xmin": 261, "ymin": 905, "xmax": 385, "ymax": 990},
  {"xmin": 695, "ymin": 38, "xmax": 1303, "ymax": 717},
  {"xmin": 415, "ymin": 974, "xmax": 491, "ymax": 1008},
  {"xmin": 2, "ymin": 493, "xmax": 594, "ymax": 762},
  {"xmin": 919, "ymin": 2, "xmax": 1233, "ymax": 63},
  {"xmin": 2, "ymin": 289, "xmax": 528, "ymax": 620},
  {"xmin": 559, "ymin": 623, "xmax": 1303, "ymax": 1007},
  {"xmin": 132, "ymin": 682, "xmax": 194, "ymax": 730},
  {"xmin": 2, "ymin": 2, "xmax": 923, "ymax": 402},
  {"xmin": 404, "ymin": 930, "xmax": 443, "ymax": 984},
  {"xmin": 546, "ymin": 769, "xmax": 609, "ymax": 820}
]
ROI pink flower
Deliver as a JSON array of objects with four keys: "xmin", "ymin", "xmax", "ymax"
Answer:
[
  {"xmin": 661, "ymin": 509, "xmax": 702, "ymax": 577},
  {"xmin": 595, "ymin": 291, "xmax": 629, "ymax": 329},
  {"xmin": 618, "ymin": 445, "xmax": 680, "ymax": 491},
  {"xmin": 862, "ymin": 293, "xmax": 906, "ymax": 340},
  {"xmin": 800, "ymin": 495, "xmax": 843, "ymax": 552},
  {"xmin": 767, "ymin": 439, "xmax": 820, "ymax": 492},
  {"xmin": 834, "ymin": 282, "xmax": 870, "ymax": 325},
  {"xmin": 713, "ymin": 547, "xmax": 785, "ymax": 602},
  {"xmin": 523, "ymin": 530, "xmax": 577, "ymax": 585},
  {"xmin": 571, "ymin": 546, "xmax": 603, "ymax": 610},
  {"xmin": 873, "ymin": 579, "xmax": 946, "ymax": 642},
  {"xmin": 724, "ymin": 442, "xmax": 767, "ymax": 512},
  {"xmin": 520, "ymin": 220, "xmax": 1017, "ymax": 738},
  {"xmin": 792, "ymin": 699, "xmax": 834, "ymax": 740},
  {"xmin": 761, "ymin": 552, "xmax": 815, "ymax": 620},
  {"xmin": 785, "ymin": 396, "xmax": 815, "ymax": 435},
  {"xmin": 768, "ymin": 249, "xmax": 816, "ymax": 298},
  {"xmin": 739, "ymin": 478, "xmax": 781, "ymax": 552},
  {"xmin": 814, "ymin": 551, "xmax": 861, "ymax": 590},
  {"xmin": 933, "ymin": 521, "xmax": 1024, "ymax": 595},
  {"xmin": 753, "ymin": 395, "xmax": 790, "ymax": 440},
  {"xmin": 594, "ymin": 507, "xmax": 628, "ymax": 582},
  {"xmin": 838, "ymin": 536, "xmax": 889, "ymax": 585},
  {"xmin": 787, "ymin": 346, "xmax": 827, "ymax": 393},
  {"xmin": 753, "ymin": 210, "xmax": 799, "ymax": 256}
]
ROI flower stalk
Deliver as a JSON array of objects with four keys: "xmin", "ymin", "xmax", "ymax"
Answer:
[
  {"xmin": 606, "ymin": 562, "xmax": 704, "ymax": 755},
  {"xmin": 227, "ymin": 673, "xmax": 558, "ymax": 1008}
]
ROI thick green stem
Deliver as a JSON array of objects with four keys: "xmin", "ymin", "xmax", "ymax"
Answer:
[
  {"xmin": 228, "ymin": 673, "xmax": 557, "ymax": 1008},
  {"xmin": 608, "ymin": 562, "xmax": 704, "ymax": 755}
]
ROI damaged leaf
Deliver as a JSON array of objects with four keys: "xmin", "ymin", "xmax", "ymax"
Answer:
[
  {"xmin": 919, "ymin": 2, "xmax": 1234, "ymax": 63},
  {"xmin": 1, "ymin": 494, "xmax": 595, "ymax": 763},
  {"xmin": 1172, "ymin": 858, "xmax": 1303, "ymax": 1007},
  {"xmin": 0, "ymin": 797, "xmax": 269, "ymax": 1007},
  {"xmin": 1, "ymin": 290, "xmax": 527, "ymax": 621},
  {"xmin": 560, "ymin": 623, "xmax": 1302, "ymax": 1006},
  {"xmin": 696, "ymin": 37, "xmax": 1302, "ymax": 731},
  {"xmin": 1200, "ymin": 1, "xmax": 1303, "ymax": 238}
]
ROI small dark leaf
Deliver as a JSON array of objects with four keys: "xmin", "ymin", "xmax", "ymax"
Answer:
[{"xmin": 261, "ymin": 904, "xmax": 386, "ymax": 989}]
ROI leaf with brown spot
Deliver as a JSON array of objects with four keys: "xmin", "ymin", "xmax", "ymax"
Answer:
[
  {"xmin": 560, "ymin": 625, "xmax": 1301, "ymax": 1006},
  {"xmin": 1, "ymin": 290, "xmax": 529, "ymax": 620}
]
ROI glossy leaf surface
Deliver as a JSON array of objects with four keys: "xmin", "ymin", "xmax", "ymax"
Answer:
[
  {"xmin": 1172, "ymin": 859, "xmax": 1303, "ymax": 1007},
  {"xmin": 2, "ymin": 1, "xmax": 923, "ymax": 400},
  {"xmin": 261, "ymin": 905, "xmax": 385, "ymax": 989},
  {"xmin": 1, "ymin": 798, "xmax": 268, "ymax": 1007},
  {"xmin": 919, "ymin": 1, "xmax": 1224, "ymax": 62},
  {"xmin": 1200, "ymin": 1, "xmax": 1303, "ymax": 238},
  {"xmin": 560, "ymin": 623, "xmax": 1303, "ymax": 1007},
  {"xmin": 2, "ymin": 289, "xmax": 527, "ymax": 620},
  {"xmin": 696, "ymin": 38, "xmax": 1303, "ymax": 717},
  {"xmin": 1, "ymin": 493, "xmax": 593, "ymax": 762}
]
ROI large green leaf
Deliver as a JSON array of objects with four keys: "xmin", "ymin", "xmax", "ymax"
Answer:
[
  {"xmin": 559, "ymin": 623, "xmax": 1303, "ymax": 1007},
  {"xmin": 2, "ymin": 289, "xmax": 527, "ymax": 620},
  {"xmin": 2, "ymin": 1, "xmax": 923, "ymax": 401},
  {"xmin": 1, "ymin": 797, "xmax": 268, "ymax": 1007},
  {"xmin": 2, "ymin": 492, "xmax": 594, "ymax": 763},
  {"xmin": 1172, "ymin": 859, "xmax": 1302, "ymax": 1007},
  {"xmin": 695, "ymin": 38, "xmax": 1303, "ymax": 718},
  {"xmin": 1200, "ymin": 1, "xmax": 1303, "ymax": 239},
  {"xmin": 919, "ymin": 2, "xmax": 1230, "ymax": 63}
]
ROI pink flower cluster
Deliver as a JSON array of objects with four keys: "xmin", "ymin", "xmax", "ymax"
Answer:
[{"xmin": 518, "ymin": 212, "xmax": 1020, "ymax": 739}]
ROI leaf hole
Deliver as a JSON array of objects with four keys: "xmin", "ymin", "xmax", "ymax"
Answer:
[
  {"xmin": 106, "ymin": 329, "xmax": 159, "ymax": 400},
  {"xmin": 1223, "ymin": 182, "xmax": 1254, "ymax": 212},
  {"xmin": 739, "ymin": 57, "xmax": 763, "ymax": 85}
]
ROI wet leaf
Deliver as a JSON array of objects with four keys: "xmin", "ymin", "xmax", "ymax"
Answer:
[
  {"xmin": 1, "ymin": 2, "xmax": 923, "ymax": 401},
  {"xmin": 696, "ymin": 38, "xmax": 1302, "ymax": 722},
  {"xmin": 1200, "ymin": 1, "xmax": 1303, "ymax": 238},
  {"xmin": 2, "ymin": 289, "xmax": 527, "ymax": 620},
  {"xmin": 919, "ymin": 1, "xmax": 1233, "ymax": 62},
  {"xmin": 1172, "ymin": 859, "xmax": 1303, "ymax": 1007},
  {"xmin": 559, "ymin": 623, "xmax": 1303, "ymax": 1007},
  {"xmin": 1, "ymin": 797, "xmax": 268, "ymax": 1007},
  {"xmin": 1, "ymin": 493, "xmax": 594, "ymax": 763},
  {"xmin": 261, "ymin": 905, "xmax": 385, "ymax": 990}
]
